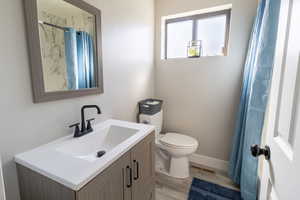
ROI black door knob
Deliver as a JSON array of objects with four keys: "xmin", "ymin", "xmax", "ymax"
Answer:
[{"xmin": 251, "ymin": 145, "xmax": 271, "ymax": 160}]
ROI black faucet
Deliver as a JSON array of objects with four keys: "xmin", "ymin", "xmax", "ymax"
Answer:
[
  {"xmin": 81, "ymin": 105, "xmax": 101, "ymax": 132},
  {"xmin": 69, "ymin": 105, "xmax": 101, "ymax": 138}
]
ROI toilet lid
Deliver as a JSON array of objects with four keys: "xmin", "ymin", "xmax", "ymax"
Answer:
[{"xmin": 159, "ymin": 133, "xmax": 198, "ymax": 148}]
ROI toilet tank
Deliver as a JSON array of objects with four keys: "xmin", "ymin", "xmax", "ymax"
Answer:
[{"xmin": 139, "ymin": 110, "xmax": 163, "ymax": 135}]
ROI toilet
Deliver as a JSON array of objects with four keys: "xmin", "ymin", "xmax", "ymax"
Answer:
[{"xmin": 140, "ymin": 111, "xmax": 199, "ymax": 178}]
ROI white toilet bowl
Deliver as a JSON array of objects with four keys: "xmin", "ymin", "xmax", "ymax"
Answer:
[
  {"xmin": 139, "ymin": 110, "xmax": 199, "ymax": 179},
  {"xmin": 156, "ymin": 133, "xmax": 198, "ymax": 179}
]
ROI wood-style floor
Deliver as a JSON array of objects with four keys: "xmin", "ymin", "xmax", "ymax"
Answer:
[{"xmin": 155, "ymin": 163, "xmax": 239, "ymax": 200}]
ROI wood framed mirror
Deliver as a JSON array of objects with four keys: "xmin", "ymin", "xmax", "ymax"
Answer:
[{"xmin": 24, "ymin": 0, "xmax": 103, "ymax": 103}]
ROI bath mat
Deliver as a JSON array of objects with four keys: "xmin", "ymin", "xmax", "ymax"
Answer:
[{"xmin": 188, "ymin": 178, "xmax": 242, "ymax": 200}]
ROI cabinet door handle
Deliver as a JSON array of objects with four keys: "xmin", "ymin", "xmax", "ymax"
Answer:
[
  {"xmin": 133, "ymin": 160, "xmax": 139, "ymax": 180},
  {"xmin": 126, "ymin": 166, "xmax": 132, "ymax": 188}
]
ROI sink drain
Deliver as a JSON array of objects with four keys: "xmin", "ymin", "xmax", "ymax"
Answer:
[{"xmin": 97, "ymin": 150, "xmax": 106, "ymax": 158}]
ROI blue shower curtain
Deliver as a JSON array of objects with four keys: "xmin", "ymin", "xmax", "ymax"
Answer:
[
  {"xmin": 64, "ymin": 28, "xmax": 79, "ymax": 90},
  {"xmin": 228, "ymin": 0, "xmax": 280, "ymax": 200},
  {"xmin": 64, "ymin": 30, "xmax": 95, "ymax": 89},
  {"xmin": 76, "ymin": 31, "xmax": 95, "ymax": 89}
]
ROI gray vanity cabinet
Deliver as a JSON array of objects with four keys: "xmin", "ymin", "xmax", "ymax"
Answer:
[
  {"xmin": 76, "ymin": 151, "xmax": 132, "ymax": 200},
  {"xmin": 17, "ymin": 132, "xmax": 155, "ymax": 200},
  {"xmin": 131, "ymin": 134, "xmax": 155, "ymax": 200},
  {"xmin": 77, "ymin": 133, "xmax": 155, "ymax": 200}
]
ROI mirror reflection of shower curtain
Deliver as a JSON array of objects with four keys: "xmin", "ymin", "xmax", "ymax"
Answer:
[
  {"xmin": 64, "ymin": 28, "xmax": 79, "ymax": 90},
  {"xmin": 64, "ymin": 28, "xmax": 95, "ymax": 90},
  {"xmin": 76, "ymin": 31, "xmax": 95, "ymax": 89}
]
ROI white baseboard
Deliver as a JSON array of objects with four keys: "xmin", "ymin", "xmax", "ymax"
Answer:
[{"xmin": 190, "ymin": 153, "xmax": 229, "ymax": 172}]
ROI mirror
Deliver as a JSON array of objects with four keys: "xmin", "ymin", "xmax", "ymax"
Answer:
[{"xmin": 24, "ymin": 0, "xmax": 103, "ymax": 102}]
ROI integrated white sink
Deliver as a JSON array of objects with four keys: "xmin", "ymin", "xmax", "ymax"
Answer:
[
  {"xmin": 15, "ymin": 119, "xmax": 154, "ymax": 191},
  {"xmin": 56, "ymin": 125, "xmax": 138, "ymax": 162}
]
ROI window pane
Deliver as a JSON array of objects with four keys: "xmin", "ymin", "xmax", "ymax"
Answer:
[
  {"xmin": 167, "ymin": 20, "xmax": 193, "ymax": 59},
  {"xmin": 197, "ymin": 15, "xmax": 227, "ymax": 56}
]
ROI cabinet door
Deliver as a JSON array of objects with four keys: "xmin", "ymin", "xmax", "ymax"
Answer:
[
  {"xmin": 131, "ymin": 133, "xmax": 155, "ymax": 200},
  {"xmin": 76, "ymin": 151, "xmax": 132, "ymax": 200}
]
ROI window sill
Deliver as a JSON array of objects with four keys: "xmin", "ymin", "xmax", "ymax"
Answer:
[{"xmin": 161, "ymin": 55, "xmax": 226, "ymax": 61}]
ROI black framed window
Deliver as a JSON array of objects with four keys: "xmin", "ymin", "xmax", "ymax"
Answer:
[{"xmin": 165, "ymin": 9, "xmax": 231, "ymax": 59}]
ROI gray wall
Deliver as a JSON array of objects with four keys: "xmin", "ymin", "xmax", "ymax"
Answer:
[
  {"xmin": 0, "ymin": 0, "xmax": 155, "ymax": 199},
  {"xmin": 155, "ymin": 0, "xmax": 257, "ymax": 161}
]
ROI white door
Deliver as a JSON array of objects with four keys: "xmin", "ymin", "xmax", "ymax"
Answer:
[{"xmin": 259, "ymin": 0, "xmax": 300, "ymax": 199}]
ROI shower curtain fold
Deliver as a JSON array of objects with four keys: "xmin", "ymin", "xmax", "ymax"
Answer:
[
  {"xmin": 228, "ymin": 0, "xmax": 281, "ymax": 199},
  {"xmin": 64, "ymin": 29, "xmax": 95, "ymax": 90},
  {"xmin": 64, "ymin": 28, "xmax": 79, "ymax": 90},
  {"xmin": 76, "ymin": 31, "xmax": 95, "ymax": 89}
]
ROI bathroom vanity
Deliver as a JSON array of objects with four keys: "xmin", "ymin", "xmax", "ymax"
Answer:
[{"xmin": 15, "ymin": 120, "xmax": 155, "ymax": 200}]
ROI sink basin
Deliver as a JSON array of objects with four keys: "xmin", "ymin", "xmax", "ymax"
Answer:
[
  {"xmin": 14, "ymin": 119, "xmax": 154, "ymax": 191},
  {"xmin": 56, "ymin": 125, "xmax": 138, "ymax": 162}
]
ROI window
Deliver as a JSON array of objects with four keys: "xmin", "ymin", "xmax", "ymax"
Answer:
[{"xmin": 164, "ymin": 9, "xmax": 231, "ymax": 59}]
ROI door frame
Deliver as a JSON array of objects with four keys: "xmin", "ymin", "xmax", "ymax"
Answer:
[{"xmin": 0, "ymin": 157, "xmax": 6, "ymax": 200}]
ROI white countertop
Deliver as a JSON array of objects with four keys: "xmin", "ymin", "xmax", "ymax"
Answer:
[{"xmin": 14, "ymin": 119, "xmax": 155, "ymax": 191}]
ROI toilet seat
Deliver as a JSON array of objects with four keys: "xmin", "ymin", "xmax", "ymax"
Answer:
[{"xmin": 159, "ymin": 133, "xmax": 198, "ymax": 149}]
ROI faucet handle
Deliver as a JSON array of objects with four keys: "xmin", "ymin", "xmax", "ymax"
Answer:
[
  {"xmin": 69, "ymin": 123, "xmax": 81, "ymax": 137},
  {"xmin": 86, "ymin": 118, "xmax": 95, "ymax": 130}
]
